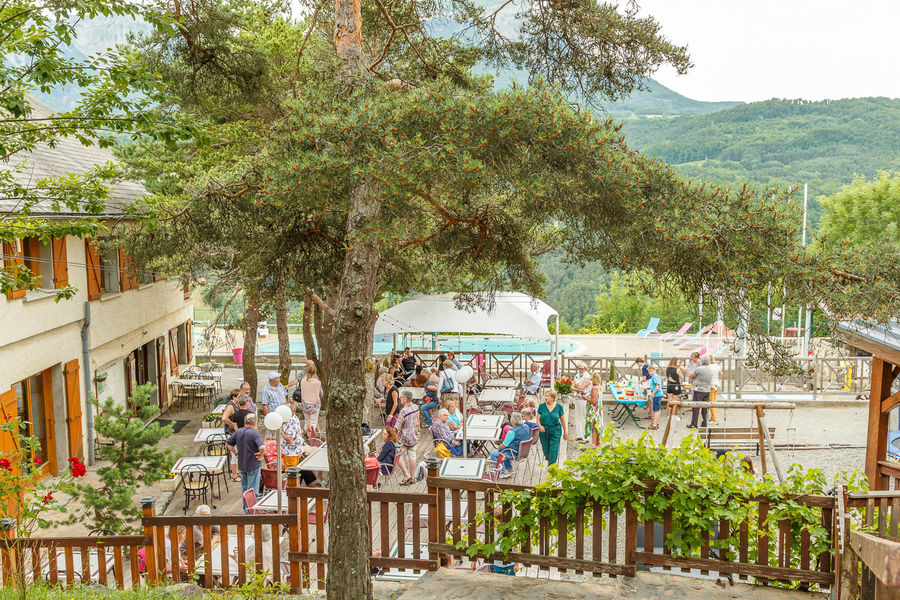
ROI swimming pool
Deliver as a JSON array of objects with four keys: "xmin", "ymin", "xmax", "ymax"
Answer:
[{"xmin": 256, "ymin": 336, "xmax": 577, "ymax": 356}]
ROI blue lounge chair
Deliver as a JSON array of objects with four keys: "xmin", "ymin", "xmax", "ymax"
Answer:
[{"xmin": 636, "ymin": 317, "xmax": 660, "ymax": 338}]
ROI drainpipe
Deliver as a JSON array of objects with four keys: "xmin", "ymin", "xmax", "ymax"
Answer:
[{"xmin": 82, "ymin": 301, "xmax": 95, "ymax": 465}]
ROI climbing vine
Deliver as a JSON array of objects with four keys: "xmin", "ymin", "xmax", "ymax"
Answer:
[{"xmin": 456, "ymin": 429, "xmax": 866, "ymax": 589}]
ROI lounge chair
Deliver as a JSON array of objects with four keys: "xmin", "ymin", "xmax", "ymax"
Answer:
[
  {"xmin": 636, "ymin": 317, "xmax": 660, "ymax": 338},
  {"xmin": 659, "ymin": 322, "xmax": 691, "ymax": 342}
]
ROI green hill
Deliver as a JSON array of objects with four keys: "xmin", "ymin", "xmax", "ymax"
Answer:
[
  {"xmin": 604, "ymin": 78, "xmax": 741, "ymax": 118},
  {"xmin": 620, "ymin": 97, "xmax": 900, "ymax": 224}
]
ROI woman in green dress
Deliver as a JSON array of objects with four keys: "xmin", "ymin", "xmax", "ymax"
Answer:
[{"xmin": 537, "ymin": 389, "xmax": 567, "ymax": 464}]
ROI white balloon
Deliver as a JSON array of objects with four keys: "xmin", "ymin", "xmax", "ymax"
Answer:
[
  {"xmin": 264, "ymin": 412, "xmax": 284, "ymax": 430},
  {"xmin": 455, "ymin": 366, "xmax": 473, "ymax": 383},
  {"xmin": 275, "ymin": 404, "xmax": 293, "ymax": 423}
]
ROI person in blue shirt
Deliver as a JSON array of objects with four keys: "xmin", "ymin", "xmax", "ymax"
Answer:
[
  {"xmin": 520, "ymin": 363, "xmax": 543, "ymax": 395},
  {"xmin": 488, "ymin": 412, "xmax": 532, "ymax": 479},
  {"xmin": 647, "ymin": 364, "xmax": 664, "ymax": 430}
]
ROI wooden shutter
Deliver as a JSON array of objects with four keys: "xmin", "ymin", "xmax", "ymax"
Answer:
[
  {"xmin": 156, "ymin": 337, "xmax": 168, "ymax": 411},
  {"xmin": 118, "ymin": 247, "xmax": 140, "ymax": 291},
  {"xmin": 3, "ymin": 240, "xmax": 26, "ymax": 299},
  {"xmin": 185, "ymin": 320, "xmax": 193, "ymax": 363},
  {"xmin": 183, "ymin": 281, "xmax": 191, "ymax": 300},
  {"xmin": 40, "ymin": 369, "xmax": 57, "ymax": 476},
  {"xmin": 64, "ymin": 359, "xmax": 83, "ymax": 461},
  {"xmin": 0, "ymin": 389, "xmax": 20, "ymax": 513},
  {"xmin": 168, "ymin": 329, "xmax": 178, "ymax": 376},
  {"xmin": 52, "ymin": 237, "xmax": 68, "ymax": 289},
  {"xmin": 84, "ymin": 239, "xmax": 102, "ymax": 300}
]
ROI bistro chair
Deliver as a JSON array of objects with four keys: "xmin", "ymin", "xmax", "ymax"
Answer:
[
  {"xmin": 171, "ymin": 382, "xmax": 190, "ymax": 411},
  {"xmin": 180, "ymin": 464, "xmax": 212, "ymax": 515},
  {"xmin": 261, "ymin": 467, "xmax": 287, "ymax": 494},
  {"xmin": 203, "ymin": 434, "xmax": 230, "ymax": 494}
]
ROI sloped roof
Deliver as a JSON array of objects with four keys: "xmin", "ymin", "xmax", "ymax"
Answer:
[
  {"xmin": 0, "ymin": 95, "xmax": 145, "ymax": 218},
  {"xmin": 374, "ymin": 292, "xmax": 559, "ymax": 340},
  {"xmin": 835, "ymin": 319, "xmax": 900, "ymax": 364}
]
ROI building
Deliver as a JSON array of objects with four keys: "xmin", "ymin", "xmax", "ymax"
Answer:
[{"xmin": 0, "ymin": 97, "xmax": 193, "ymax": 474}]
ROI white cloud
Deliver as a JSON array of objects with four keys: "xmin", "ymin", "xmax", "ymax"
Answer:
[{"xmin": 635, "ymin": 0, "xmax": 900, "ymax": 102}]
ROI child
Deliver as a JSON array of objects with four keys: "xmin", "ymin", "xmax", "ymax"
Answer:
[{"xmin": 647, "ymin": 364, "xmax": 664, "ymax": 430}]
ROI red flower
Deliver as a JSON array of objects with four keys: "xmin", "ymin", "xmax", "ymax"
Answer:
[
  {"xmin": 0, "ymin": 458, "xmax": 10, "ymax": 471},
  {"xmin": 42, "ymin": 493, "xmax": 53, "ymax": 504},
  {"xmin": 68, "ymin": 457, "xmax": 86, "ymax": 477},
  {"xmin": 33, "ymin": 456, "xmax": 42, "ymax": 464}
]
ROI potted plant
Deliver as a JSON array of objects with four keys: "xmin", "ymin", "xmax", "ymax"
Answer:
[{"xmin": 554, "ymin": 376, "xmax": 573, "ymax": 395}]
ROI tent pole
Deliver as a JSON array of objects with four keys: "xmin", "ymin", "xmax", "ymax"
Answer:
[{"xmin": 554, "ymin": 314, "xmax": 560, "ymax": 381}]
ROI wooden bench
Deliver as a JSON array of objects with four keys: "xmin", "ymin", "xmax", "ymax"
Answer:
[{"xmin": 697, "ymin": 426, "xmax": 775, "ymax": 455}]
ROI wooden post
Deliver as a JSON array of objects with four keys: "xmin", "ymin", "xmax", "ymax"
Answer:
[
  {"xmin": 866, "ymin": 358, "xmax": 893, "ymax": 491},
  {"xmin": 0, "ymin": 518, "xmax": 14, "ymax": 587},
  {"xmin": 286, "ymin": 467, "xmax": 301, "ymax": 593},
  {"xmin": 140, "ymin": 497, "xmax": 159, "ymax": 585},
  {"xmin": 755, "ymin": 404, "xmax": 784, "ymax": 483},
  {"xmin": 661, "ymin": 401, "xmax": 679, "ymax": 448},
  {"xmin": 426, "ymin": 457, "xmax": 441, "ymax": 570}
]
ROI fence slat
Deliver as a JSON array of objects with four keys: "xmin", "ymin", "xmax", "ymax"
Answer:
[
  {"xmin": 575, "ymin": 506, "xmax": 584, "ymax": 575},
  {"xmin": 97, "ymin": 546, "xmax": 107, "ymax": 586},
  {"xmin": 236, "ymin": 524, "xmax": 247, "ymax": 584},
  {"xmin": 558, "ymin": 513, "xmax": 568, "ymax": 573},
  {"xmin": 591, "ymin": 502, "xmax": 602, "ymax": 576},
  {"xmin": 220, "ymin": 525, "xmax": 230, "ymax": 588}
]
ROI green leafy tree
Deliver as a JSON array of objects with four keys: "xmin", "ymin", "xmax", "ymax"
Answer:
[
  {"xmin": 818, "ymin": 172, "xmax": 900, "ymax": 247},
  {"xmin": 580, "ymin": 272, "xmax": 695, "ymax": 334},
  {"xmin": 68, "ymin": 384, "xmax": 178, "ymax": 533},
  {"xmin": 0, "ymin": 0, "xmax": 195, "ymax": 297}
]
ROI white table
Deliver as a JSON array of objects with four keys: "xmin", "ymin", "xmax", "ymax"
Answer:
[
  {"xmin": 209, "ymin": 403, "xmax": 227, "ymax": 415},
  {"xmin": 194, "ymin": 428, "xmax": 227, "ymax": 443},
  {"xmin": 256, "ymin": 490, "xmax": 290, "ymax": 513},
  {"xmin": 377, "ymin": 542, "xmax": 430, "ymax": 582},
  {"xmin": 171, "ymin": 379, "xmax": 216, "ymax": 387},
  {"xmin": 457, "ymin": 427, "xmax": 500, "ymax": 441},
  {"xmin": 363, "ymin": 428, "xmax": 382, "ymax": 449},
  {"xmin": 485, "ymin": 378, "xmax": 517, "ymax": 388},
  {"xmin": 438, "ymin": 457, "xmax": 485, "ymax": 479},
  {"xmin": 298, "ymin": 448, "xmax": 329, "ymax": 472},
  {"xmin": 173, "ymin": 455, "xmax": 227, "ymax": 474},
  {"xmin": 467, "ymin": 414, "xmax": 505, "ymax": 429},
  {"xmin": 402, "ymin": 387, "xmax": 426, "ymax": 400}
]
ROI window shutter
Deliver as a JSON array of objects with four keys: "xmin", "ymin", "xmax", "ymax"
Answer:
[
  {"xmin": 3, "ymin": 240, "xmax": 26, "ymax": 299},
  {"xmin": 183, "ymin": 281, "xmax": 191, "ymax": 300},
  {"xmin": 169, "ymin": 329, "xmax": 178, "ymax": 375},
  {"xmin": 84, "ymin": 239, "xmax": 102, "ymax": 301},
  {"xmin": 52, "ymin": 237, "xmax": 68, "ymax": 289},
  {"xmin": 185, "ymin": 320, "xmax": 193, "ymax": 363}
]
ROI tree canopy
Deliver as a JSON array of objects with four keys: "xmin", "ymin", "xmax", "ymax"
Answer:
[{"xmin": 818, "ymin": 172, "xmax": 900, "ymax": 247}]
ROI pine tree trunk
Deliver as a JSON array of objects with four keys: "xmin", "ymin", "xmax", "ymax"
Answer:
[
  {"xmin": 276, "ymin": 281, "xmax": 291, "ymax": 382},
  {"xmin": 317, "ymin": 285, "xmax": 339, "ymax": 402},
  {"xmin": 302, "ymin": 294, "xmax": 318, "ymax": 363},
  {"xmin": 325, "ymin": 185, "xmax": 380, "ymax": 600},
  {"xmin": 242, "ymin": 291, "xmax": 260, "ymax": 400}
]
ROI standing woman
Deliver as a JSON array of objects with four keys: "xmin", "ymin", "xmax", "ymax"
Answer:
[
  {"xmin": 537, "ymin": 390, "xmax": 567, "ymax": 465},
  {"xmin": 300, "ymin": 365, "xmax": 323, "ymax": 439},
  {"xmin": 666, "ymin": 358, "xmax": 683, "ymax": 411},
  {"xmin": 585, "ymin": 372, "xmax": 604, "ymax": 447},
  {"xmin": 381, "ymin": 373, "xmax": 400, "ymax": 427},
  {"xmin": 708, "ymin": 355, "xmax": 722, "ymax": 423}
]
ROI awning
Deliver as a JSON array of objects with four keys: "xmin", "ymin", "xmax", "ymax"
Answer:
[{"xmin": 374, "ymin": 292, "xmax": 559, "ymax": 340}]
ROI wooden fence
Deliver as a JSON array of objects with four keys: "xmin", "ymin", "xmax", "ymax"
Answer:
[
  {"xmin": 404, "ymin": 351, "xmax": 871, "ymax": 397},
  {"xmin": 841, "ymin": 489, "xmax": 900, "ymax": 600},
  {"xmin": 0, "ymin": 466, "xmax": 872, "ymax": 595}
]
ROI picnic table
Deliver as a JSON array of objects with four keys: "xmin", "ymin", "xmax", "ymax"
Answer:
[
  {"xmin": 607, "ymin": 382, "xmax": 647, "ymax": 429},
  {"xmin": 438, "ymin": 457, "xmax": 486, "ymax": 479},
  {"xmin": 173, "ymin": 455, "xmax": 229, "ymax": 498},
  {"xmin": 485, "ymin": 378, "xmax": 518, "ymax": 388}
]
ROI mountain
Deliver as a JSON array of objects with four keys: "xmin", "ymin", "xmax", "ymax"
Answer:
[{"xmin": 603, "ymin": 78, "xmax": 741, "ymax": 119}]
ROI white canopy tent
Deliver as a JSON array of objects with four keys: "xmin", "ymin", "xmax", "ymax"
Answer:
[
  {"xmin": 375, "ymin": 292, "xmax": 561, "ymax": 460},
  {"xmin": 374, "ymin": 292, "xmax": 559, "ymax": 341}
]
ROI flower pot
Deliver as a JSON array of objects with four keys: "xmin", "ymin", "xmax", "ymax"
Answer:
[{"xmin": 232, "ymin": 347, "xmax": 244, "ymax": 365}]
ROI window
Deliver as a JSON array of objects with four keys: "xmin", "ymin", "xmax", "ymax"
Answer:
[
  {"xmin": 12, "ymin": 368, "xmax": 55, "ymax": 474},
  {"xmin": 99, "ymin": 245, "xmax": 120, "ymax": 294},
  {"xmin": 22, "ymin": 238, "xmax": 53, "ymax": 288}
]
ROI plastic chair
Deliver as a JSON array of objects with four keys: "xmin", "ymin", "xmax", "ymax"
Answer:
[
  {"xmin": 307, "ymin": 499, "xmax": 329, "ymax": 524},
  {"xmin": 660, "ymin": 322, "xmax": 692, "ymax": 342},
  {"xmin": 636, "ymin": 317, "xmax": 661, "ymax": 338},
  {"xmin": 180, "ymin": 464, "xmax": 212, "ymax": 515},
  {"xmin": 261, "ymin": 467, "xmax": 288, "ymax": 494},
  {"xmin": 243, "ymin": 488, "xmax": 259, "ymax": 514},
  {"xmin": 306, "ymin": 437, "xmax": 325, "ymax": 448}
]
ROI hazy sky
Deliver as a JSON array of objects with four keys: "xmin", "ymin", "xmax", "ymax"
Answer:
[{"xmin": 633, "ymin": 0, "xmax": 900, "ymax": 102}]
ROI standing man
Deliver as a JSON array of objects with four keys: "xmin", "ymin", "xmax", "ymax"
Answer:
[
  {"xmin": 238, "ymin": 381, "xmax": 257, "ymax": 413},
  {"xmin": 688, "ymin": 355, "xmax": 715, "ymax": 429},
  {"xmin": 226, "ymin": 413, "xmax": 264, "ymax": 513},
  {"xmin": 400, "ymin": 348, "xmax": 417, "ymax": 379},
  {"xmin": 260, "ymin": 371, "xmax": 297, "ymax": 416}
]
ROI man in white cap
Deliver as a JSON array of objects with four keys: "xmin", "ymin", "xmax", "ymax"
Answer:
[{"xmin": 260, "ymin": 371, "xmax": 297, "ymax": 416}]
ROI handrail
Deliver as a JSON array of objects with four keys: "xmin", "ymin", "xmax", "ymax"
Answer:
[{"xmin": 848, "ymin": 531, "xmax": 900, "ymax": 587}]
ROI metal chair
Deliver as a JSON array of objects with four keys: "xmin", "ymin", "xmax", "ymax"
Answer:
[
  {"xmin": 261, "ymin": 467, "xmax": 287, "ymax": 494},
  {"xmin": 180, "ymin": 464, "xmax": 212, "ymax": 514},
  {"xmin": 204, "ymin": 434, "xmax": 230, "ymax": 494},
  {"xmin": 171, "ymin": 382, "xmax": 191, "ymax": 411},
  {"xmin": 89, "ymin": 528, "xmax": 115, "ymax": 536}
]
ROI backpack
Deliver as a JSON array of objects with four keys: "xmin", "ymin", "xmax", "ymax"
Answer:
[
  {"xmin": 440, "ymin": 373, "xmax": 455, "ymax": 394},
  {"xmin": 434, "ymin": 441, "xmax": 451, "ymax": 459}
]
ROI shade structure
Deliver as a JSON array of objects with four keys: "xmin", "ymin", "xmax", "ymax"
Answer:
[{"xmin": 374, "ymin": 292, "xmax": 559, "ymax": 340}]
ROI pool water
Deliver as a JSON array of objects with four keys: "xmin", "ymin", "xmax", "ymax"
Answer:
[{"xmin": 256, "ymin": 336, "xmax": 576, "ymax": 356}]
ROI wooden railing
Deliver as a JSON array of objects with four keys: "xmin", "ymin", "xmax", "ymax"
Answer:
[
  {"xmin": 0, "ymin": 529, "xmax": 149, "ymax": 589},
  {"xmin": 840, "ymin": 489, "xmax": 900, "ymax": 599}
]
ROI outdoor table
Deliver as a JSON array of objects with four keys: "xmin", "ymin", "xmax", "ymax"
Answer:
[
  {"xmin": 209, "ymin": 403, "xmax": 227, "ymax": 415},
  {"xmin": 438, "ymin": 457, "xmax": 486, "ymax": 479},
  {"xmin": 256, "ymin": 490, "xmax": 289, "ymax": 513},
  {"xmin": 194, "ymin": 428, "xmax": 226, "ymax": 443},
  {"xmin": 173, "ymin": 455, "xmax": 229, "ymax": 498},
  {"xmin": 467, "ymin": 414, "xmax": 504, "ymax": 429},
  {"xmin": 485, "ymin": 378, "xmax": 518, "ymax": 388},
  {"xmin": 376, "ymin": 542, "xmax": 430, "ymax": 582},
  {"xmin": 607, "ymin": 383, "xmax": 647, "ymax": 429},
  {"xmin": 170, "ymin": 378, "xmax": 216, "ymax": 387},
  {"xmin": 298, "ymin": 448, "xmax": 329, "ymax": 472},
  {"xmin": 363, "ymin": 428, "xmax": 382, "ymax": 451},
  {"xmin": 456, "ymin": 427, "xmax": 499, "ymax": 456},
  {"xmin": 402, "ymin": 387, "xmax": 426, "ymax": 400},
  {"xmin": 476, "ymin": 388, "xmax": 515, "ymax": 411}
]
